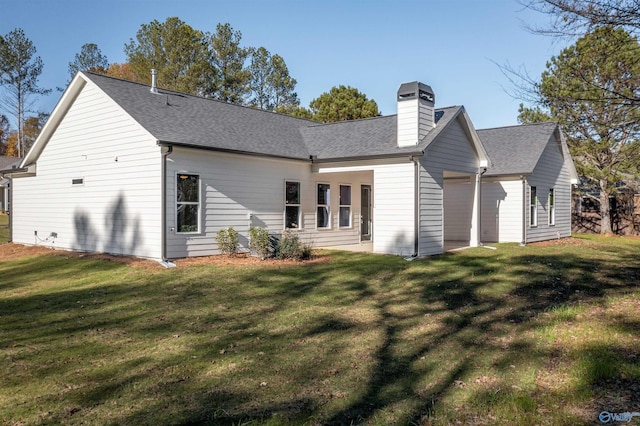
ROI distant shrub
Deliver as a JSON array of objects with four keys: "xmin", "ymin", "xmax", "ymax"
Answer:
[
  {"xmin": 248, "ymin": 227, "xmax": 271, "ymax": 259},
  {"xmin": 275, "ymin": 230, "xmax": 312, "ymax": 260},
  {"xmin": 215, "ymin": 226, "xmax": 239, "ymax": 255}
]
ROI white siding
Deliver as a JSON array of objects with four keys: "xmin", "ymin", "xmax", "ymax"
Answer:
[
  {"xmin": 419, "ymin": 117, "xmax": 481, "ymax": 255},
  {"xmin": 525, "ymin": 133, "xmax": 573, "ymax": 242},
  {"xmin": 11, "ymin": 82, "xmax": 163, "ymax": 259},
  {"xmin": 481, "ymin": 179, "xmax": 523, "ymax": 243},
  {"xmin": 373, "ymin": 162, "xmax": 415, "ymax": 256},
  {"xmin": 397, "ymin": 98, "xmax": 435, "ymax": 148},
  {"xmin": 166, "ymin": 148, "xmax": 372, "ymax": 258}
]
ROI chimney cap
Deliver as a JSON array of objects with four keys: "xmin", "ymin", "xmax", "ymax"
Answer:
[{"xmin": 397, "ymin": 81, "xmax": 434, "ymax": 103}]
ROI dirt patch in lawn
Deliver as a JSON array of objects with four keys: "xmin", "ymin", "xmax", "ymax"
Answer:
[
  {"xmin": 0, "ymin": 242, "xmax": 327, "ymax": 269},
  {"xmin": 529, "ymin": 237, "xmax": 596, "ymax": 247}
]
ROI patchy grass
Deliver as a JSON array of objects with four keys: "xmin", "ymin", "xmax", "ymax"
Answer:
[
  {"xmin": 1, "ymin": 235, "xmax": 639, "ymax": 425},
  {"xmin": 0, "ymin": 213, "xmax": 8, "ymax": 243}
]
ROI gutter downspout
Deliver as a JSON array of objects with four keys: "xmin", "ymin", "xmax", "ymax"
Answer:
[
  {"xmin": 412, "ymin": 156, "xmax": 420, "ymax": 258},
  {"xmin": 521, "ymin": 176, "xmax": 527, "ymax": 246},
  {"xmin": 477, "ymin": 167, "xmax": 487, "ymax": 246},
  {"xmin": 161, "ymin": 145, "xmax": 175, "ymax": 267},
  {"xmin": 7, "ymin": 176, "xmax": 12, "ymax": 243}
]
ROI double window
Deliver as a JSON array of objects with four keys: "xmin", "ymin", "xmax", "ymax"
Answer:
[
  {"xmin": 530, "ymin": 186, "xmax": 538, "ymax": 227},
  {"xmin": 177, "ymin": 174, "xmax": 200, "ymax": 233},
  {"xmin": 339, "ymin": 185, "xmax": 351, "ymax": 227},
  {"xmin": 285, "ymin": 181, "xmax": 301, "ymax": 229},
  {"xmin": 317, "ymin": 183, "xmax": 330, "ymax": 228},
  {"xmin": 548, "ymin": 188, "xmax": 556, "ymax": 226}
]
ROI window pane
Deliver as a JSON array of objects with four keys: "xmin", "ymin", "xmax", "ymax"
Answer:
[
  {"xmin": 317, "ymin": 206, "xmax": 329, "ymax": 228},
  {"xmin": 285, "ymin": 206, "xmax": 300, "ymax": 229},
  {"xmin": 317, "ymin": 183, "xmax": 330, "ymax": 205},
  {"xmin": 340, "ymin": 185, "xmax": 351, "ymax": 205},
  {"xmin": 549, "ymin": 189, "xmax": 554, "ymax": 205},
  {"xmin": 531, "ymin": 187, "xmax": 537, "ymax": 206},
  {"xmin": 339, "ymin": 207, "xmax": 350, "ymax": 227},
  {"xmin": 177, "ymin": 204, "xmax": 199, "ymax": 232},
  {"xmin": 286, "ymin": 181, "xmax": 300, "ymax": 205},
  {"xmin": 177, "ymin": 174, "xmax": 199, "ymax": 202}
]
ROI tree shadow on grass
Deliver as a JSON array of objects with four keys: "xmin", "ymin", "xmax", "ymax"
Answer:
[{"xmin": 1, "ymin": 243, "xmax": 639, "ymax": 425}]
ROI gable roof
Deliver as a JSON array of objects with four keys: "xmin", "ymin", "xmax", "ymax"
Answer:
[
  {"xmin": 477, "ymin": 122, "xmax": 559, "ymax": 176},
  {"xmin": 19, "ymin": 72, "xmax": 488, "ymax": 168},
  {"xmin": 83, "ymin": 73, "xmax": 314, "ymax": 160},
  {"xmin": 301, "ymin": 106, "xmax": 466, "ymax": 160}
]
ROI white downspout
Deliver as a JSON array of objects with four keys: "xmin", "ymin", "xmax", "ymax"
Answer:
[{"xmin": 521, "ymin": 177, "xmax": 527, "ymax": 246}]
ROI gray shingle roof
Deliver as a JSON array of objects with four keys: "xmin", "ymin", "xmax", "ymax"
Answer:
[
  {"xmin": 84, "ymin": 73, "xmax": 463, "ymax": 162},
  {"xmin": 477, "ymin": 122, "xmax": 558, "ymax": 176},
  {"xmin": 0, "ymin": 156, "xmax": 22, "ymax": 172},
  {"xmin": 84, "ymin": 73, "xmax": 314, "ymax": 160},
  {"xmin": 300, "ymin": 106, "xmax": 461, "ymax": 160}
]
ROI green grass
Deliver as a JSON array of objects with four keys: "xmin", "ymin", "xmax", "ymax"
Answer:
[
  {"xmin": 1, "ymin": 234, "xmax": 639, "ymax": 425},
  {"xmin": 0, "ymin": 213, "xmax": 8, "ymax": 243}
]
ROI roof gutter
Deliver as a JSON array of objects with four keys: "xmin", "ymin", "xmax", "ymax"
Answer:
[
  {"xmin": 311, "ymin": 151, "xmax": 425, "ymax": 164},
  {"xmin": 156, "ymin": 141, "xmax": 311, "ymax": 163}
]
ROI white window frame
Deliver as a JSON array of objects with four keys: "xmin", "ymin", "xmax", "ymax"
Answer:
[
  {"xmin": 316, "ymin": 183, "xmax": 331, "ymax": 229},
  {"xmin": 176, "ymin": 173, "xmax": 201, "ymax": 234},
  {"xmin": 548, "ymin": 188, "xmax": 556, "ymax": 226},
  {"xmin": 339, "ymin": 184, "xmax": 352, "ymax": 228},
  {"xmin": 284, "ymin": 180, "xmax": 301, "ymax": 230},
  {"xmin": 530, "ymin": 186, "xmax": 538, "ymax": 227}
]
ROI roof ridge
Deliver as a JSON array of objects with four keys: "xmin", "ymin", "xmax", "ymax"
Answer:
[{"xmin": 478, "ymin": 121, "xmax": 558, "ymax": 132}]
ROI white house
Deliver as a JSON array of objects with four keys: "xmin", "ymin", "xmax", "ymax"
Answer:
[{"xmin": 0, "ymin": 72, "xmax": 577, "ymax": 262}]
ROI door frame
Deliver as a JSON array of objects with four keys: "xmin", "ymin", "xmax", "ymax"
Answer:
[{"xmin": 360, "ymin": 184, "xmax": 372, "ymax": 242}]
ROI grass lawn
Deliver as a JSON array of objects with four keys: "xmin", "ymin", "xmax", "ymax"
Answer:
[{"xmin": 1, "ymin": 235, "xmax": 639, "ymax": 425}]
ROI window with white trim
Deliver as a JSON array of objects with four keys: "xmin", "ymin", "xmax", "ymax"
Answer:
[
  {"xmin": 548, "ymin": 188, "xmax": 556, "ymax": 225},
  {"xmin": 177, "ymin": 174, "xmax": 200, "ymax": 233},
  {"xmin": 530, "ymin": 186, "xmax": 538, "ymax": 227},
  {"xmin": 285, "ymin": 181, "xmax": 301, "ymax": 229},
  {"xmin": 317, "ymin": 183, "xmax": 330, "ymax": 229},
  {"xmin": 339, "ymin": 184, "xmax": 351, "ymax": 227}
]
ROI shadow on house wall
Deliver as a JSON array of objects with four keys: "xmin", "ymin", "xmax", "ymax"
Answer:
[{"xmin": 74, "ymin": 193, "xmax": 142, "ymax": 255}]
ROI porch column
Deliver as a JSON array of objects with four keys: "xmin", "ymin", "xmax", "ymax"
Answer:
[{"xmin": 470, "ymin": 172, "xmax": 481, "ymax": 247}]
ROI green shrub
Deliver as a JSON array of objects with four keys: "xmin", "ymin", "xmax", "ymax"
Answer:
[
  {"xmin": 248, "ymin": 226, "xmax": 271, "ymax": 259},
  {"xmin": 275, "ymin": 230, "xmax": 312, "ymax": 260},
  {"xmin": 215, "ymin": 226, "xmax": 239, "ymax": 255}
]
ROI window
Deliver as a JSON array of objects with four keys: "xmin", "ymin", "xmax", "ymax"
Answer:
[
  {"xmin": 339, "ymin": 185, "xmax": 351, "ymax": 227},
  {"xmin": 72, "ymin": 178, "xmax": 84, "ymax": 185},
  {"xmin": 285, "ymin": 181, "xmax": 301, "ymax": 229},
  {"xmin": 530, "ymin": 186, "xmax": 538, "ymax": 227},
  {"xmin": 317, "ymin": 183, "xmax": 330, "ymax": 228},
  {"xmin": 177, "ymin": 174, "xmax": 200, "ymax": 233},
  {"xmin": 548, "ymin": 188, "xmax": 555, "ymax": 225}
]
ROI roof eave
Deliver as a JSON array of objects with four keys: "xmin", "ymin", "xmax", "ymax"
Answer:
[
  {"xmin": 311, "ymin": 151, "xmax": 424, "ymax": 164},
  {"xmin": 156, "ymin": 140, "xmax": 311, "ymax": 162}
]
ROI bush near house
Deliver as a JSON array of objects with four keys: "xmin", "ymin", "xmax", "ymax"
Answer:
[
  {"xmin": 0, "ymin": 235, "xmax": 639, "ymax": 425},
  {"xmin": 215, "ymin": 226, "xmax": 239, "ymax": 254}
]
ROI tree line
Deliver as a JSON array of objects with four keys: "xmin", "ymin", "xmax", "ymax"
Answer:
[
  {"xmin": 0, "ymin": 17, "xmax": 381, "ymax": 158},
  {"xmin": 514, "ymin": 0, "xmax": 640, "ymax": 234}
]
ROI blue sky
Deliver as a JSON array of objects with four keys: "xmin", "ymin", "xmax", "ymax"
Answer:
[{"xmin": 1, "ymin": 0, "xmax": 565, "ymax": 130}]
